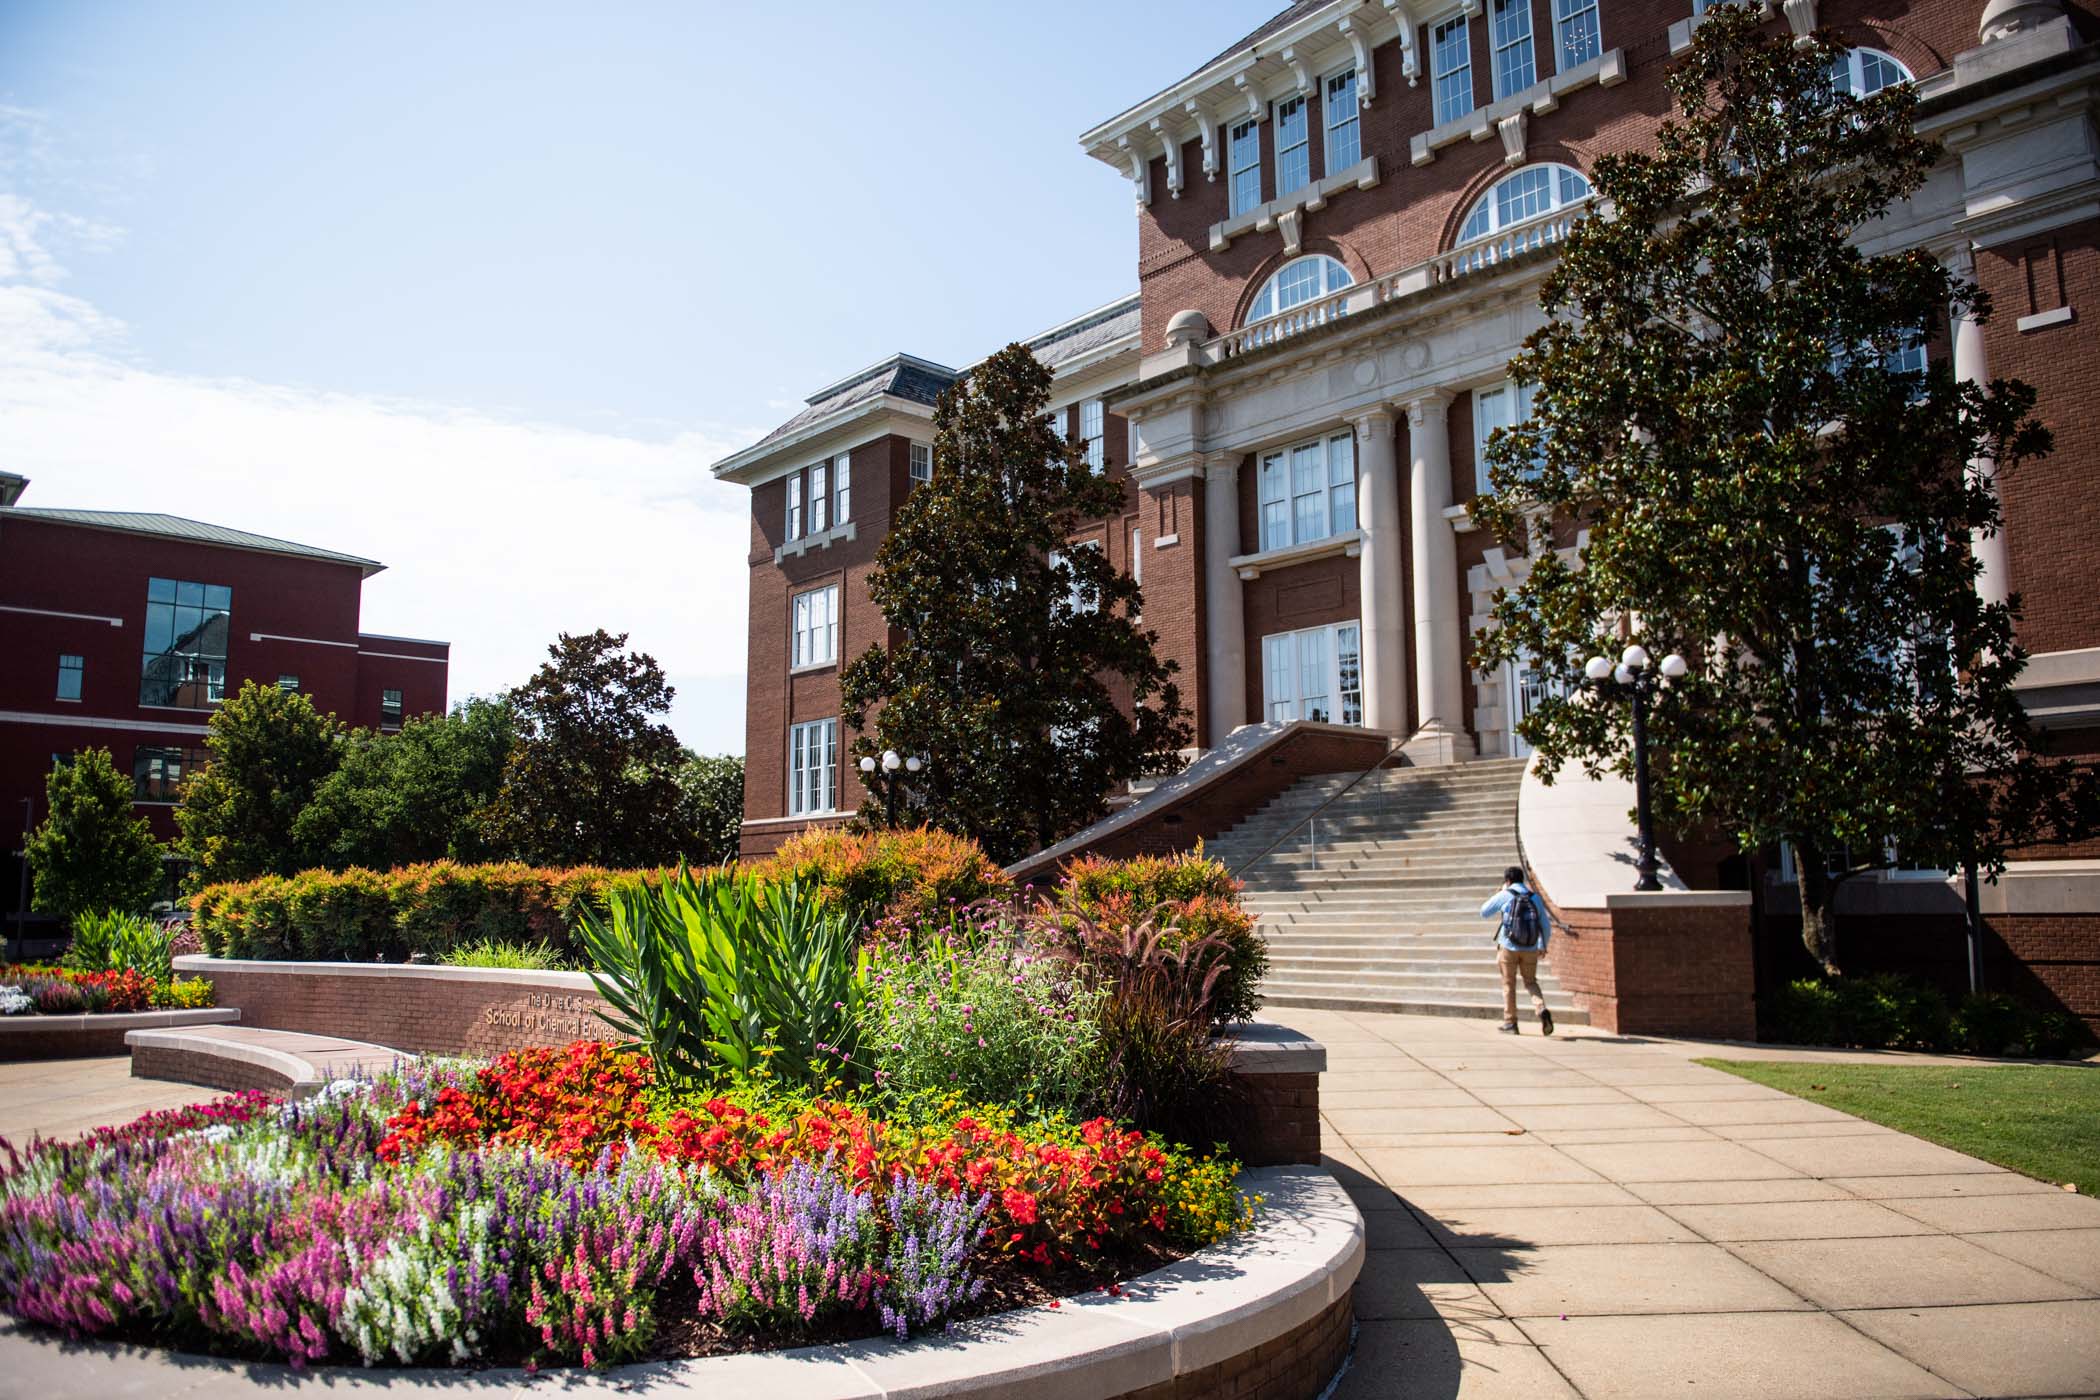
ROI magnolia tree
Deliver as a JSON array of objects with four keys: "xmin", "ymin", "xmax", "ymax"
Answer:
[
  {"xmin": 841, "ymin": 344, "xmax": 1190, "ymax": 863},
  {"xmin": 1473, "ymin": 4, "xmax": 2096, "ymax": 973}
]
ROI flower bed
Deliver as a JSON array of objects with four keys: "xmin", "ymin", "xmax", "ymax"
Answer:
[
  {"xmin": 0, "ymin": 1043, "xmax": 1255, "ymax": 1370},
  {"xmin": 0, "ymin": 963, "xmax": 215, "ymax": 1016}
]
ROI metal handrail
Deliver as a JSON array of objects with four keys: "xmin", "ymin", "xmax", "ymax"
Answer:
[{"xmin": 1227, "ymin": 736, "xmax": 1401, "ymax": 880}]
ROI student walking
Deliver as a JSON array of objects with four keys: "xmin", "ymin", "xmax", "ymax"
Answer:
[{"xmin": 1481, "ymin": 865, "xmax": 1553, "ymax": 1035}]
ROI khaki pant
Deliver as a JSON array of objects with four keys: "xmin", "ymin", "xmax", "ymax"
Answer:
[{"xmin": 1498, "ymin": 949, "xmax": 1546, "ymax": 1023}]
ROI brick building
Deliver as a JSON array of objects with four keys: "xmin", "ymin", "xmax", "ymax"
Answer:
[
  {"xmin": 1, "ymin": 472, "xmax": 449, "ymax": 916},
  {"xmin": 716, "ymin": 0, "xmax": 2100, "ymax": 1030}
]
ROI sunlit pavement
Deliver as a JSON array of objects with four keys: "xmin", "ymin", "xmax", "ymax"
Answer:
[{"xmin": 1279, "ymin": 1008, "xmax": 2100, "ymax": 1400}]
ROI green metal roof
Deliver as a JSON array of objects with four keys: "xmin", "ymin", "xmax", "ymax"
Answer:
[{"xmin": 0, "ymin": 507, "xmax": 386, "ymax": 576}]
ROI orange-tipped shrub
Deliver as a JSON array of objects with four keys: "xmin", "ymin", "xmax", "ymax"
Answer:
[
  {"xmin": 755, "ymin": 826, "xmax": 1009, "ymax": 927},
  {"xmin": 1050, "ymin": 850, "xmax": 1265, "ymax": 1022}
]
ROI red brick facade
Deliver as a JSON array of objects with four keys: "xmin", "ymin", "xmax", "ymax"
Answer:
[
  {"xmin": 0, "ymin": 502, "xmax": 448, "ymax": 899},
  {"xmin": 1540, "ymin": 895, "xmax": 1760, "ymax": 1039}
]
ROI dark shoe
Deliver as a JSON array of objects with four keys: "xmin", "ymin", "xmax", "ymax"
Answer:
[
  {"xmin": 1498, "ymin": 1021, "xmax": 1518, "ymax": 1034},
  {"xmin": 1541, "ymin": 1009, "xmax": 1556, "ymax": 1037}
]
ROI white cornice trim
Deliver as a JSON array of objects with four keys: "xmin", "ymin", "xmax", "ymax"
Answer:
[
  {"xmin": 713, "ymin": 404, "xmax": 937, "ymax": 487},
  {"xmin": 0, "ymin": 603, "xmax": 124, "ymax": 627},
  {"xmin": 0, "ymin": 709, "xmax": 211, "ymax": 736},
  {"xmin": 1230, "ymin": 531, "xmax": 1365, "ymax": 578},
  {"xmin": 356, "ymin": 650, "xmax": 450, "ymax": 664},
  {"xmin": 249, "ymin": 632, "xmax": 357, "ymax": 649}
]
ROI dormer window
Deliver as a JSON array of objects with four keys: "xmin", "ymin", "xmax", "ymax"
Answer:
[
  {"xmin": 1458, "ymin": 163, "xmax": 1591, "ymax": 244},
  {"xmin": 1248, "ymin": 254, "xmax": 1354, "ymax": 324}
]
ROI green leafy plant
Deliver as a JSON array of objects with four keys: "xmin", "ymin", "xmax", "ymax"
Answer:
[
  {"xmin": 439, "ymin": 938, "xmax": 569, "ymax": 970},
  {"xmin": 61, "ymin": 910, "xmax": 175, "ymax": 984},
  {"xmin": 1950, "ymin": 992, "xmax": 2027, "ymax": 1056},
  {"xmin": 173, "ymin": 680, "xmax": 347, "ymax": 887},
  {"xmin": 579, "ymin": 867, "xmax": 868, "ymax": 1090},
  {"xmin": 26, "ymin": 748, "xmax": 163, "ymax": 925},
  {"xmin": 150, "ymin": 976, "xmax": 216, "ymax": 1010},
  {"xmin": 859, "ymin": 916, "xmax": 1102, "ymax": 1120}
]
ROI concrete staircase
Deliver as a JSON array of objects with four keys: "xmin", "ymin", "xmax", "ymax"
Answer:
[{"xmin": 1207, "ymin": 758, "xmax": 1584, "ymax": 1023}]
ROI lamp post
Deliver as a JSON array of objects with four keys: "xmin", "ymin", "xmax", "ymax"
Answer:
[
  {"xmin": 857, "ymin": 750, "xmax": 928, "ymax": 829},
  {"xmin": 1582, "ymin": 645, "xmax": 1687, "ymax": 893}
]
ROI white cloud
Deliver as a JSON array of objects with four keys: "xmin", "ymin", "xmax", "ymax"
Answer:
[{"xmin": 0, "ymin": 167, "xmax": 756, "ymax": 754}]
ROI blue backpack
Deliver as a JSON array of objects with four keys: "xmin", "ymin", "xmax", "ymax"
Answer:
[{"xmin": 1502, "ymin": 887, "xmax": 1544, "ymax": 950}]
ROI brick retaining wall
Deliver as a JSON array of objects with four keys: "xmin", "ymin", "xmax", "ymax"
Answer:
[
  {"xmin": 1535, "ymin": 896, "xmax": 1757, "ymax": 1040},
  {"xmin": 1118, "ymin": 1291, "xmax": 1353, "ymax": 1400},
  {"xmin": 129, "ymin": 1043, "xmax": 290, "ymax": 1095},
  {"xmin": 1238, "ymin": 1070, "xmax": 1322, "ymax": 1167},
  {"xmin": 175, "ymin": 958, "xmax": 612, "ymax": 1058}
]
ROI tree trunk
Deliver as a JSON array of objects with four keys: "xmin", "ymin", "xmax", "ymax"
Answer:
[{"xmin": 1799, "ymin": 861, "xmax": 1842, "ymax": 977}]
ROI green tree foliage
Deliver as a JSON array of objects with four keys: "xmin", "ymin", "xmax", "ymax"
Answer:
[
  {"xmin": 1473, "ymin": 6, "xmax": 2097, "ymax": 972},
  {"xmin": 25, "ymin": 748, "xmax": 163, "ymax": 923},
  {"xmin": 674, "ymin": 751, "xmax": 744, "ymax": 867},
  {"xmin": 173, "ymin": 681, "xmax": 345, "ymax": 887},
  {"xmin": 479, "ymin": 629, "xmax": 697, "ymax": 867},
  {"xmin": 840, "ymin": 344, "xmax": 1191, "ymax": 863},
  {"xmin": 291, "ymin": 697, "xmax": 517, "ymax": 870}
]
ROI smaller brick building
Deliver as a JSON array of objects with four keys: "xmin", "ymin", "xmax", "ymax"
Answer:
[{"xmin": 0, "ymin": 473, "xmax": 449, "ymax": 919}]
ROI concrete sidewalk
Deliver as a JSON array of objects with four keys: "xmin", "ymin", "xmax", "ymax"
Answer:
[
  {"xmin": 1295, "ymin": 1008, "xmax": 2100, "ymax": 1400},
  {"xmin": 0, "ymin": 1055, "xmax": 223, "ymax": 1145}
]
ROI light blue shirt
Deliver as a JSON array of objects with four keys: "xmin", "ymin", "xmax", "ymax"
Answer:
[{"xmin": 1480, "ymin": 883, "xmax": 1552, "ymax": 953}]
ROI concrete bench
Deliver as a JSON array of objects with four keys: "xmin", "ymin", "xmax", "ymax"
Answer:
[{"xmin": 126, "ymin": 1025, "xmax": 412, "ymax": 1098}]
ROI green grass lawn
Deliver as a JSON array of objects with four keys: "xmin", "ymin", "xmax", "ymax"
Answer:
[{"xmin": 1699, "ymin": 1059, "xmax": 2100, "ymax": 1196}]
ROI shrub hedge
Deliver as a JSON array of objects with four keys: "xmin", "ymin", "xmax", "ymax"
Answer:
[
  {"xmin": 191, "ymin": 862, "xmax": 680, "ymax": 963},
  {"xmin": 1768, "ymin": 974, "xmax": 2090, "ymax": 1058}
]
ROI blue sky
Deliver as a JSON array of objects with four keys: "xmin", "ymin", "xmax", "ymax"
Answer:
[{"xmin": 0, "ymin": 0, "xmax": 1279, "ymax": 752}]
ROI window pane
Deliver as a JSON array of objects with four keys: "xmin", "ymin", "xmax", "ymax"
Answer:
[
  {"xmin": 1275, "ymin": 96, "xmax": 1310, "ymax": 196},
  {"xmin": 1325, "ymin": 70, "xmax": 1360, "ymax": 170},
  {"xmin": 175, "ymin": 579, "xmax": 203, "ymax": 607},
  {"xmin": 148, "ymin": 577, "xmax": 176, "ymax": 604},
  {"xmin": 1329, "ymin": 435, "xmax": 1357, "ymax": 533},
  {"xmin": 1433, "ymin": 16, "xmax": 1472, "ymax": 125},
  {"xmin": 835, "ymin": 454, "xmax": 851, "ymax": 521},
  {"xmin": 1491, "ymin": 0, "xmax": 1536, "ymax": 98},
  {"xmin": 139, "ymin": 576, "xmax": 230, "ymax": 709},
  {"xmin": 1554, "ymin": 0, "xmax": 1601, "ymax": 67},
  {"xmin": 1262, "ymin": 501, "xmax": 1290, "ymax": 552},
  {"xmin": 1229, "ymin": 119, "xmax": 1262, "ymax": 216},
  {"xmin": 1336, "ymin": 625, "xmax": 1364, "ymax": 726}
]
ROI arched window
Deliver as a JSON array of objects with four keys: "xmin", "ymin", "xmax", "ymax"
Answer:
[
  {"xmin": 1457, "ymin": 163, "xmax": 1591, "ymax": 245},
  {"xmin": 1247, "ymin": 255, "xmax": 1353, "ymax": 323},
  {"xmin": 1830, "ymin": 47, "xmax": 1912, "ymax": 97}
]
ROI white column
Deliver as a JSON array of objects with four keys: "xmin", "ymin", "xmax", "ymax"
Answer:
[
  {"xmin": 1202, "ymin": 454, "xmax": 1248, "ymax": 743},
  {"xmin": 1949, "ymin": 245, "xmax": 2011, "ymax": 611},
  {"xmin": 1406, "ymin": 392, "xmax": 1473, "ymax": 760},
  {"xmin": 1352, "ymin": 409, "xmax": 1409, "ymax": 734}
]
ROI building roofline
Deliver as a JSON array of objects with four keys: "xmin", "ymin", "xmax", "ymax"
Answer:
[
  {"xmin": 802, "ymin": 352, "xmax": 959, "ymax": 406},
  {"xmin": 709, "ymin": 398, "xmax": 937, "ymax": 482},
  {"xmin": 356, "ymin": 632, "xmax": 452, "ymax": 649},
  {"xmin": 0, "ymin": 507, "xmax": 387, "ymax": 577}
]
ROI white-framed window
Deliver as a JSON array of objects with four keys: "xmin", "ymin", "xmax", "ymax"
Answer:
[
  {"xmin": 1830, "ymin": 47, "xmax": 1912, "ymax": 97},
  {"xmin": 909, "ymin": 441, "xmax": 933, "ymax": 484},
  {"xmin": 788, "ymin": 718, "xmax": 838, "ymax": 816},
  {"xmin": 1081, "ymin": 399, "xmax": 1106, "ymax": 472},
  {"xmin": 1262, "ymin": 622, "xmax": 1364, "ymax": 725},
  {"xmin": 1048, "ymin": 539, "xmax": 1102, "ymax": 615},
  {"xmin": 1257, "ymin": 432, "xmax": 1357, "ymax": 552},
  {"xmin": 1324, "ymin": 68, "xmax": 1360, "ymax": 171},
  {"xmin": 792, "ymin": 584, "xmax": 839, "ymax": 668},
  {"xmin": 1474, "ymin": 380, "xmax": 1541, "ymax": 494},
  {"xmin": 1274, "ymin": 94, "xmax": 1311, "ymax": 198},
  {"xmin": 1458, "ymin": 162, "xmax": 1591, "ymax": 244},
  {"xmin": 277, "ymin": 674, "xmax": 300, "ymax": 692},
  {"xmin": 809, "ymin": 461, "xmax": 830, "ymax": 534},
  {"xmin": 381, "ymin": 689, "xmax": 404, "ymax": 725},
  {"xmin": 56, "ymin": 654, "xmax": 83, "ymax": 701},
  {"xmin": 1555, "ymin": 0, "xmax": 1601, "ymax": 68},
  {"xmin": 1130, "ymin": 526, "xmax": 1143, "ymax": 586},
  {"xmin": 1432, "ymin": 15, "xmax": 1473, "ymax": 125},
  {"xmin": 1228, "ymin": 117, "xmax": 1262, "ymax": 216},
  {"xmin": 786, "ymin": 474, "xmax": 804, "ymax": 540},
  {"xmin": 835, "ymin": 452, "xmax": 851, "ymax": 522},
  {"xmin": 1490, "ymin": 0, "xmax": 1537, "ymax": 98},
  {"xmin": 1248, "ymin": 254, "xmax": 1354, "ymax": 323}
]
